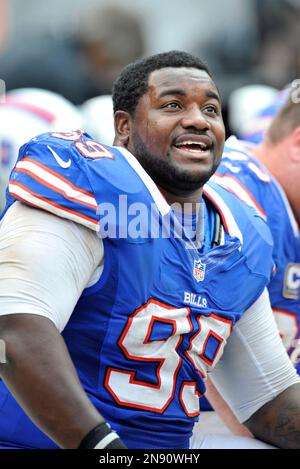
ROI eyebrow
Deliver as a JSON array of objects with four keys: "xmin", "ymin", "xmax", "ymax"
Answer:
[
  {"xmin": 206, "ymin": 90, "xmax": 221, "ymax": 103},
  {"xmin": 158, "ymin": 88, "xmax": 187, "ymax": 98},
  {"xmin": 158, "ymin": 88, "xmax": 221, "ymax": 102}
]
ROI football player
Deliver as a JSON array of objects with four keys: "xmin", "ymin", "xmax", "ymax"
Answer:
[
  {"xmin": 202, "ymin": 87, "xmax": 300, "ymax": 438},
  {"xmin": 0, "ymin": 51, "xmax": 299, "ymax": 450},
  {"xmin": 216, "ymin": 90, "xmax": 300, "ymax": 372}
]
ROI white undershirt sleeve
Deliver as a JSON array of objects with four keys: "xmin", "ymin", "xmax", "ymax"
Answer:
[
  {"xmin": 209, "ymin": 288, "xmax": 300, "ymax": 423},
  {"xmin": 0, "ymin": 202, "xmax": 103, "ymax": 332}
]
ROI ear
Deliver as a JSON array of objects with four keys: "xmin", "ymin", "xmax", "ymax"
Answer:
[
  {"xmin": 289, "ymin": 126, "xmax": 300, "ymax": 162},
  {"xmin": 113, "ymin": 110, "xmax": 131, "ymax": 147}
]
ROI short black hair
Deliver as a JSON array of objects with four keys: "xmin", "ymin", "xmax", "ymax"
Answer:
[{"xmin": 112, "ymin": 50, "xmax": 211, "ymax": 116}]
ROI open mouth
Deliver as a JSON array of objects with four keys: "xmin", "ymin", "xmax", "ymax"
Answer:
[
  {"xmin": 173, "ymin": 134, "xmax": 213, "ymax": 155},
  {"xmin": 174, "ymin": 140, "xmax": 211, "ymax": 153}
]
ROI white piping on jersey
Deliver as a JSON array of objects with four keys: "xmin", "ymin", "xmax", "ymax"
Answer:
[
  {"xmin": 224, "ymin": 136, "xmax": 256, "ymax": 161},
  {"xmin": 222, "ymin": 151, "xmax": 248, "ymax": 161},
  {"xmin": 247, "ymin": 162, "xmax": 271, "ymax": 183},
  {"xmin": 211, "ymin": 174, "xmax": 267, "ymax": 221},
  {"xmin": 115, "ymin": 146, "xmax": 171, "ymax": 216},
  {"xmin": 224, "ymin": 137, "xmax": 271, "ymax": 183},
  {"xmin": 203, "ymin": 183, "xmax": 243, "ymax": 244},
  {"xmin": 220, "ymin": 161, "xmax": 241, "ymax": 173},
  {"xmin": 15, "ymin": 159, "xmax": 98, "ymax": 209}
]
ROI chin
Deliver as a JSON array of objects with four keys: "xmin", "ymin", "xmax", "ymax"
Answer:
[{"xmin": 176, "ymin": 163, "xmax": 216, "ymax": 185}]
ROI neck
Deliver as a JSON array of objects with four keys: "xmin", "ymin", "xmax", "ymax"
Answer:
[
  {"xmin": 251, "ymin": 140, "xmax": 272, "ymax": 169},
  {"xmin": 252, "ymin": 138, "xmax": 285, "ymax": 186},
  {"xmin": 158, "ymin": 186, "xmax": 203, "ymax": 213},
  {"xmin": 253, "ymin": 138, "xmax": 300, "ymax": 225}
]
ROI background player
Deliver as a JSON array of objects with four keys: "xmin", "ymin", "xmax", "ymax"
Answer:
[
  {"xmin": 0, "ymin": 51, "xmax": 299, "ymax": 449},
  {"xmin": 216, "ymin": 90, "xmax": 300, "ymax": 370},
  {"xmin": 0, "ymin": 88, "xmax": 82, "ymax": 210},
  {"xmin": 201, "ymin": 87, "xmax": 300, "ymax": 438}
]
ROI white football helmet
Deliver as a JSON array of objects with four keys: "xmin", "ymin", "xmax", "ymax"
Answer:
[
  {"xmin": 80, "ymin": 95, "xmax": 114, "ymax": 146},
  {"xmin": 228, "ymin": 85, "xmax": 279, "ymax": 136}
]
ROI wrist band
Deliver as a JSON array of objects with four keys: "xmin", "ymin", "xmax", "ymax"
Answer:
[{"xmin": 78, "ymin": 422, "xmax": 126, "ymax": 449}]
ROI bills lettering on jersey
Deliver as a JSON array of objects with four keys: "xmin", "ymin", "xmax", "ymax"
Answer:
[{"xmin": 184, "ymin": 292, "xmax": 208, "ymax": 308}]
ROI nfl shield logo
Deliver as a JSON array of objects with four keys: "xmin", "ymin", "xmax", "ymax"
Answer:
[{"xmin": 193, "ymin": 259, "xmax": 206, "ymax": 282}]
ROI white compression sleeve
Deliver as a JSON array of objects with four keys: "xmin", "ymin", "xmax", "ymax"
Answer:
[
  {"xmin": 210, "ymin": 288, "xmax": 300, "ymax": 422},
  {"xmin": 0, "ymin": 202, "xmax": 103, "ymax": 332}
]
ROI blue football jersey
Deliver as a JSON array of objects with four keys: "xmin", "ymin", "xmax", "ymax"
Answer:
[
  {"xmin": 0, "ymin": 131, "xmax": 273, "ymax": 449},
  {"xmin": 215, "ymin": 136, "xmax": 300, "ymax": 373}
]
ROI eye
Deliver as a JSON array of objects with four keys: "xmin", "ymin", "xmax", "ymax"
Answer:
[
  {"xmin": 163, "ymin": 102, "xmax": 181, "ymax": 110},
  {"xmin": 203, "ymin": 105, "xmax": 219, "ymax": 115}
]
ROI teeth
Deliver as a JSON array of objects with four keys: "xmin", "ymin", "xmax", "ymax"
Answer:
[{"xmin": 176, "ymin": 140, "xmax": 208, "ymax": 150}]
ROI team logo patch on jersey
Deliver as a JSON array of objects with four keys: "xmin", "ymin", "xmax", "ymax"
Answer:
[
  {"xmin": 283, "ymin": 263, "xmax": 300, "ymax": 299},
  {"xmin": 193, "ymin": 259, "xmax": 206, "ymax": 282}
]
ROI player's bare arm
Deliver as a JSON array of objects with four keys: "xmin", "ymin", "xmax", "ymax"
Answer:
[
  {"xmin": 0, "ymin": 202, "xmax": 125, "ymax": 449},
  {"xmin": 205, "ymin": 377, "xmax": 253, "ymax": 437},
  {"xmin": 0, "ymin": 313, "xmax": 104, "ymax": 448},
  {"xmin": 245, "ymin": 383, "xmax": 300, "ymax": 449}
]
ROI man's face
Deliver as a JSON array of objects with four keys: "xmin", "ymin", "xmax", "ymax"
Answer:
[{"xmin": 127, "ymin": 67, "xmax": 225, "ymax": 194}]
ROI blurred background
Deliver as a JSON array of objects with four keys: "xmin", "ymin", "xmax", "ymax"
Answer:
[{"xmin": 1, "ymin": 0, "xmax": 300, "ymax": 207}]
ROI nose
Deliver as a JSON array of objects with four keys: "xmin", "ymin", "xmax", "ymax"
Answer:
[{"xmin": 181, "ymin": 105, "xmax": 211, "ymax": 131}]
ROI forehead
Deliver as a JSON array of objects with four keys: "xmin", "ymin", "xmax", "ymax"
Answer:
[{"xmin": 147, "ymin": 67, "xmax": 218, "ymax": 97}]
